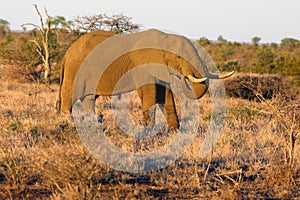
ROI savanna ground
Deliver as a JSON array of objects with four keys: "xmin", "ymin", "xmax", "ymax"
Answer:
[{"xmin": 0, "ymin": 65, "xmax": 299, "ymax": 199}]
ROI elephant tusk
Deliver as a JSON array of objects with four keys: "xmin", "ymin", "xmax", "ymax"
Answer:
[
  {"xmin": 209, "ymin": 71, "xmax": 235, "ymax": 79},
  {"xmin": 218, "ymin": 70, "xmax": 235, "ymax": 79},
  {"xmin": 186, "ymin": 75, "xmax": 207, "ymax": 83}
]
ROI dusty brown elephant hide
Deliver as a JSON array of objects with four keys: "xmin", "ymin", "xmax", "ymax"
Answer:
[{"xmin": 56, "ymin": 29, "xmax": 233, "ymax": 128}]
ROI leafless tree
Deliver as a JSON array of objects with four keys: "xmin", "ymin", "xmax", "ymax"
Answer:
[{"xmin": 22, "ymin": 4, "xmax": 52, "ymax": 84}]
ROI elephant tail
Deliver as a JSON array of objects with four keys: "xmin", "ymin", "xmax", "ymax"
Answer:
[{"xmin": 55, "ymin": 57, "xmax": 65, "ymax": 114}]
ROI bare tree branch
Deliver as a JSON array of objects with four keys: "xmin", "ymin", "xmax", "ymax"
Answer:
[
  {"xmin": 21, "ymin": 23, "xmax": 42, "ymax": 32},
  {"xmin": 30, "ymin": 40, "xmax": 45, "ymax": 63},
  {"xmin": 33, "ymin": 4, "xmax": 45, "ymax": 34},
  {"xmin": 22, "ymin": 4, "xmax": 52, "ymax": 83}
]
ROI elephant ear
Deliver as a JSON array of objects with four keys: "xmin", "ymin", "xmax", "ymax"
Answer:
[
  {"xmin": 145, "ymin": 64, "xmax": 170, "ymax": 83},
  {"xmin": 129, "ymin": 64, "xmax": 170, "ymax": 87}
]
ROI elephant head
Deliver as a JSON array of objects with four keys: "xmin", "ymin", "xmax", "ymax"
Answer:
[{"xmin": 111, "ymin": 46, "xmax": 233, "ymax": 101}]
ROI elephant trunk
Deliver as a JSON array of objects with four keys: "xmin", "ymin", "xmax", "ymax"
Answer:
[{"xmin": 181, "ymin": 77, "xmax": 208, "ymax": 100}]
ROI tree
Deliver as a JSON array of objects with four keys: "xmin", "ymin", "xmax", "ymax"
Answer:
[
  {"xmin": 68, "ymin": 14, "xmax": 140, "ymax": 36},
  {"xmin": 0, "ymin": 18, "xmax": 10, "ymax": 36},
  {"xmin": 257, "ymin": 47, "xmax": 275, "ymax": 73},
  {"xmin": 251, "ymin": 36, "xmax": 261, "ymax": 46},
  {"xmin": 280, "ymin": 38, "xmax": 299, "ymax": 48},
  {"xmin": 217, "ymin": 35, "xmax": 227, "ymax": 43},
  {"xmin": 50, "ymin": 16, "xmax": 70, "ymax": 29},
  {"xmin": 22, "ymin": 4, "xmax": 52, "ymax": 83},
  {"xmin": 48, "ymin": 15, "xmax": 77, "ymax": 46},
  {"xmin": 197, "ymin": 37, "xmax": 210, "ymax": 46}
]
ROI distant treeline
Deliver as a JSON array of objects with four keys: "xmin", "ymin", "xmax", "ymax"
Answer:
[
  {"xmin": 0, "ymin": 29, "xmax": 299, "ymax": 85},
  {"xmin": 196, "ymin": 36, "xmax": 300, "ymax": 85},
  {"xmin": 0, "ymin": 29, "xmax": 75, "ymax": 68}
]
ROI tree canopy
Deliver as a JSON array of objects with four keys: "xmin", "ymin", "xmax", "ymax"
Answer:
[{"xmin": 0, "ymin": 18, "xmax": 10, "ymax": 35}]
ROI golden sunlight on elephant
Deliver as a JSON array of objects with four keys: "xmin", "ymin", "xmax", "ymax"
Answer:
[{"xmin": 56, "ymin": 29, "xmax": 234, "ymax": 129}]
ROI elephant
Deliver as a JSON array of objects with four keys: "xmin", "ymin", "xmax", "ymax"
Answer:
[{"xmin": 56, "ymin": 29, "xmax": 234, "ymax": 129}]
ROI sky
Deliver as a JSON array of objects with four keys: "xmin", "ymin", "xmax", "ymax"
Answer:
[{"xmin": 0, "ymin": 0, "xmax": 299, "ymax": 43}]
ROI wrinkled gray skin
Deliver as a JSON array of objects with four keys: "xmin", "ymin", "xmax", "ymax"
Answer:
[{"xmin": 56, "ymin": 29, "xmax": 232, "ymax": 128}]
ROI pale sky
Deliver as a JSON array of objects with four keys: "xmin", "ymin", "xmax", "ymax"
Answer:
[{"xmin": 1, "ymin": 0, "xmax": 299, "ymax": 43}]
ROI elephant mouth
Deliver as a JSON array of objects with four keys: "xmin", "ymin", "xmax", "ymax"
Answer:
[
  {"xmin": 181, "ymin": 77, "xmax": 208, "ymax": 100},
  {"xmin": 181, "ymin": 71, "xmax": 234, "ymax": 99}
]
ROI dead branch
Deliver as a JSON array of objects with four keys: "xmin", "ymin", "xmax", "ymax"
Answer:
[{"xmin": 22, "ymin": 4, "xmax": 52, "ymax": 83}]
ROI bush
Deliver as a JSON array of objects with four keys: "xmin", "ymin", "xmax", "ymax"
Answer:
[{"xmin": 225, "ymin": 73, "xmax": 290, "ymax": 100}]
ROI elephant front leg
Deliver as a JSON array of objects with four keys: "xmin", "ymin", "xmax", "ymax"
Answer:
[
  {"xmin": 81, "ymin": 95, "xmax": 96, "ymax": 114},
  {"xmin": 137, "ymin": 84, "xmax": 156, "ymax": 127},
  {"xmin": 163, "ymin": 87, "xmax": 179, "ymax": 129}
]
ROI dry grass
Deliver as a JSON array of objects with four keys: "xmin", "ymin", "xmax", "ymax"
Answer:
[{"xmin": 0, "ymin": 75, "xmax": 299, "ymax": 199}]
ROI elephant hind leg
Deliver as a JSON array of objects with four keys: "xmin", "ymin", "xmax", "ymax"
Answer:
[
  {"xmin": 61, "ymin": 93, "xmax": 73, "ymax": 114},
  {"xmin": 58, "ymin": 93, "xmax": 75, "ymax": 127}
]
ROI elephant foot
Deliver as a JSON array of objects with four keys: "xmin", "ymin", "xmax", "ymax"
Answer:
[
  {"xmin": 156, "ymin": 126, "xmax": 177, "ymax": 138},
  {"xmin": 142, "ymin": 109, "xmax": 155, "ymax": 128},
  {"xmin": 142, "ymin": 109, "xmax": 179, "ymax": 130},
  {"xmin": 141, "ymin": 118, "xmax": 154, "ymax": 128},
  {"xmin": 167, "ymin": 124, "xmax": 179, "ymax": 130},
  {"xmin": 81, "ymin": 95, "xmax": 96, "ymax": 114},
  {"xmin": 164, "ymin": 106, "xmax": 179, "ymax": 130},
  {"xmin": 55, "ymin": 100, "xmax": 61, "ymax": 114},
  {"xmin": 97, "ymin": 113, "xmax": 104, "ymax": 123},
  {"xmin": 166, "ymin": 115, "xmax": 179, "ymax": 130},
  {"xmin": 58, "ymin": 112, "xmax": 75, "ymax": 127}
]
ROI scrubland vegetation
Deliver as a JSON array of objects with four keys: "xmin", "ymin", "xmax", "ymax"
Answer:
[
  {"xmin": 0, "ymin": 15, "xmax": 299, "ymax": 199},
  {"xmin": 0, "ymin": 71, "xmax": 299, "ymax": 199}
]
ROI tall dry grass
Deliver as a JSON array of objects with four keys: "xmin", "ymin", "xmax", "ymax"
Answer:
[{"xmin": 0, "ymin": 77, "xmax": 299, "ymax": 199}]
